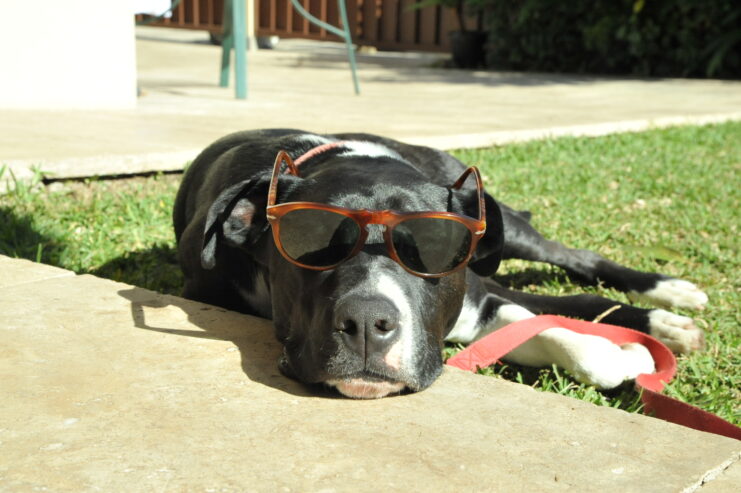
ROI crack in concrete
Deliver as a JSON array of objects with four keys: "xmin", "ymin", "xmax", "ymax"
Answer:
[{"xmin": 684, "ymin": 450, "xmax": 741, "ymax": 492}]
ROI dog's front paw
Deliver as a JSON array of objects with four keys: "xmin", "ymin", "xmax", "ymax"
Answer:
[
  {"xmin": 536, "ymin": 328, "xmax": 655, "ymax": 389},
  {"xmin": 567, "ymin": 339, "xmax": 655, "ymax": 389},
  {"xmin": 629, "ymin": 278, "xmax": 708, "ymax": 310},
  {"xmin": 648, "ymin": 309, "xmax": 705, "ymax": 353}
]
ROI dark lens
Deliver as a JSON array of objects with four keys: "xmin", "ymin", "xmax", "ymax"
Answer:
[
  {"xmin": 278, "ymin": 209, "xmax": 360, "ymax": 267},
  {"xmin": 392, "ymin": 217, "xmax": 472, "ymax": 274}
]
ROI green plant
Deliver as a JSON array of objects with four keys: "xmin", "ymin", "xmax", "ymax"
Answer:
[
  {"xmin": 0, "ymin": 165, "xmax": 49, "ymax": 197},
  {"xmin": 481, "ymin": 0, "xmax": 740, "ymax": 78}
]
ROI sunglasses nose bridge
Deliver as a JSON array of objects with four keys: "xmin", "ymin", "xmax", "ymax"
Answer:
[
  {"xmin": 357, "ymin": 210, "xmax": 389, "ymax": 233},
  {"xmin": 364, "ymin": 210, "xmax": 391, "ymax": 225},
  {"xmin": 361, "ymin": 213, "xmax": 400, "ymax": 261}
]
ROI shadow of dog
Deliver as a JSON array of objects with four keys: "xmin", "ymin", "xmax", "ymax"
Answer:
[{"xmin": 117, "ymin": 286, "xmax": 338, "ymax": 399}]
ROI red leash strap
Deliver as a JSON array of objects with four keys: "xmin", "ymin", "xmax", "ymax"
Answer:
[{"xmin": 446, "ymin": 315, "xmax": 741, "ymax": 440}]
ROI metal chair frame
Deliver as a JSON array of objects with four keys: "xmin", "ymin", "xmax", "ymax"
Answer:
[{"xmin": 220, "ymin": 0, "xmax": 360, "ymax": 99}]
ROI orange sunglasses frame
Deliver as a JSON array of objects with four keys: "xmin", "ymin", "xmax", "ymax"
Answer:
[{"xmin": 265, "ymin": 150, "xmax": 487, "ymax": 278}]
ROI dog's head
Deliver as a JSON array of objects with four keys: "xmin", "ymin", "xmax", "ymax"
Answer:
[{"xmin": 199, "ymin": 143, "xmax": 504, "ymax": 398}]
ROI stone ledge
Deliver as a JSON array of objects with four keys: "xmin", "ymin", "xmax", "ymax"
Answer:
[
  {"xmin": 0, "ymin": 255, "xmax": 75, "ymax": 289},
  {"xmin": 0, "ymin": 263, "xmax": 738, "ymax": 491}
]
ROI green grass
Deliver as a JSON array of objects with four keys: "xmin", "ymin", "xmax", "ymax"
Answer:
[
  {"xmin": 452, "ymin": 121, "xmax": 740, "ymax": 422},
  {"xmin": 1, "ymin": 122, "xmax": 739, "ymax": 424},
  {"xmin": 0, "ymin": 172, "xmax": 183, "ymax": 293}
]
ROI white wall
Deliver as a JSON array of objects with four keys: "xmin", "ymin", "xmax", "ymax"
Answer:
[{"xmin": 0, "ymin": 1, "xmax": 137, "ymax": 109}]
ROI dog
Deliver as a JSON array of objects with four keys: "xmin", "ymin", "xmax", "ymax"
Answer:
[{"xmin": 173, "ymin": 129, "xmax": 707, "ymax": 399}]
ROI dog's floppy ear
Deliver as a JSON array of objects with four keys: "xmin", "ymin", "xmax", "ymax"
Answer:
[
  {"xmin": 202, "ymin": 178, "xmax": 258, "ymax": 269},
  {"xmin": 468, "ymin": 193, "xmax": 505, "ymax": 277},
  {"xmin": 201, "ymin": 174, "xmax": 301, "ymax": 270}
]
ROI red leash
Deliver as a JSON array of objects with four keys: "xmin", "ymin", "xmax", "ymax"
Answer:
[{"xmin": 446, "ymin": 315, "xmax": 741, "ymax": 440}]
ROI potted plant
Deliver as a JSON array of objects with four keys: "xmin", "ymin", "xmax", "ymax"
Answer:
[{"xmin": 413, "ymin": 0, "xmax": 487, "ymax": 68}]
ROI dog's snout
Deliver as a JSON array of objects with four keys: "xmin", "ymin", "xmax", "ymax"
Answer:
[{"xmin": 334, "ymin": 295, "xmax": 400, "ymax": 357}]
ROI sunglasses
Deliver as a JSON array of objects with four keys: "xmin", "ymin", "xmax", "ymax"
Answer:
[{"xmin": 265, "ymin": 150, "xmax": 486, "ymax": 278}]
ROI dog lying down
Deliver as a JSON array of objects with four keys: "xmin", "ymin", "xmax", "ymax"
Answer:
[{"xmin": 173, "ymin": 129, "xmax": 707, "ymax": 399}]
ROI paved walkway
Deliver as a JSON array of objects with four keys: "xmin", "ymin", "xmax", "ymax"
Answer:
[
  {"xmin": 1, "ymin": 255, "xmax": 739, "ymax": 491},
  {"xmin": 2, "ymin": 26, "xmax": 741, "ymax": 184}
]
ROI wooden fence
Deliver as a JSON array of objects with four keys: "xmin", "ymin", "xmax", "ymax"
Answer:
[{"xmin": 138, "ymin": 0, "xmax": 479, "ymax": 52}]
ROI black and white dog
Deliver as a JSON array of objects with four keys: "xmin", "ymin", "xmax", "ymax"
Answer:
[{"xmin": 174, "ymin": 129, "xmax": 706, "ymax": 399}]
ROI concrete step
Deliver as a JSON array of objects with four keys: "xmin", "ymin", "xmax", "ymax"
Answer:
[{"xmin": 1, "ymin": 256, "xmax": 738, "ymax": 491}]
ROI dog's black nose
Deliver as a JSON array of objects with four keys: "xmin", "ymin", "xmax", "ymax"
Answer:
[{"xmin": 334, "ymin": 295, "xmax": 400, "ymax": 358}]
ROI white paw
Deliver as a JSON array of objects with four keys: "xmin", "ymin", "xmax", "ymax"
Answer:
[
  {"xmin": 648, "ymin": 309, "xmax": 705, "ymax": 353},
  {"xmin": 619, "ymin": 342, "xmax": 657, "ymax": 377},
  {"xmin": 628, "ymin": 279, "xmax": 708, "ymax": 310},
  {"xmin": 503, "ymin": 325, "xmax": 656, "ymax": 389},
  {"xmin": 537, "ymin": 328, "xmax": 655, "ymax": 389}
]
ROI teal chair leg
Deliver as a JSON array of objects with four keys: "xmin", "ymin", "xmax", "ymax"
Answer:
[
  {"xmin": 289, "ymin": 0, "xmax": 360, "ymax": 95},
  {"xmin": 337, "ymin": 0, "xmax": 360, "ymax": 95},
  {"xmin": 232, "ymin": 0, "xmax": 248, "ymax": 99},
  {"xmin": 219, "ymin": 0, "xmax": 248, "ymax": 99}
]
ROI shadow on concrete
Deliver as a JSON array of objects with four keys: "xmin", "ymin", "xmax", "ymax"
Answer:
[
  {"xmin": 137, "ymin": 27, "xmax": 664, "ymax": 89},
  {"xmin": 138, "ymin": 81, "xmax": 223, "ymax": 90},
  {"xmin": 268, "ymin": 43, "xmax": 672, "ymax": 88},
  {"xmin": 116, "ymin": 284, "xmax": 339, "ymax": 399},
  {"xmin": 90, "ymin": 244, "xmax": 183, "ymax": 295},
  {"xmin": 135, "ymin": 33, "xmax": 216, "ymax": 46},
  {"xmin": 261, "ymin": 50, "xmax": 628, "ymax": 87}
]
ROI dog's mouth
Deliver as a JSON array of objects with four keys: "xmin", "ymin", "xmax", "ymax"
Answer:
[
  {"xmin": 280, "ymin": 349, "xmax": 408, "ymax": 399},
  {"xmin": 326, "ymin": 377, "xmax": 406, "ymax": 399}
]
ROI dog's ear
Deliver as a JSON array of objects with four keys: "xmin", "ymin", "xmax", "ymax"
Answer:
[
  {"xmin": 468, "ymin": 193, "xmax": 505, "ymax": 277},
  {"xmin": 201, "ymin": 174, "xmax": 301, "ymax": 270}
]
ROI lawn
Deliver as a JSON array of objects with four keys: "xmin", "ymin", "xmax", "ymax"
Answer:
[{"xmin": 1, "ymin": 122, "xmax": 739, "ymax": 424}]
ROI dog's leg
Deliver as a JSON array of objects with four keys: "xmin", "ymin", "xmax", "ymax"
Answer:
[
  {"xmin": 177, "ymin": 220, "xmax": 267, "ymax": 315},
  {"xmin": 446, "ymin": 276, "xmax": 656, "ymax": 389},
  {"xmin": 506, "ymin": 320, "xmax": 656, "ymax": 390},
  {"xmin": 500, "ymin": 206, "xmax": 708, "ymax": 310},
  {"xmin": 482, "ymin": 279, "xmax": 704, "ymax": 354}
]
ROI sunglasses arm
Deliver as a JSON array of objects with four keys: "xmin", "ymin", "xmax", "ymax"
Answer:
[
  {"xmin": 451, "ymin": 167, "xmax": 486, "ymax": 223},
  {"xmin": 267, "ymin": 150, "xmax": 302, "ymax": 208}
]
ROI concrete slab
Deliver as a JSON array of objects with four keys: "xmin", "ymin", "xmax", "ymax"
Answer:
[
  {"xmin": 1, "ymin": 26, "xmax": 740, "ymax": 186},
  {"xmin": 0, "ymin": 255, "xmax": 74, "ymax": 289},
  {"xmin": 1, "ymin": 259, "xmax": 738, "ymax": 491},
  {"xmin": 700, "ymin": 460, "xmax": 741, "ymax": 492}
]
